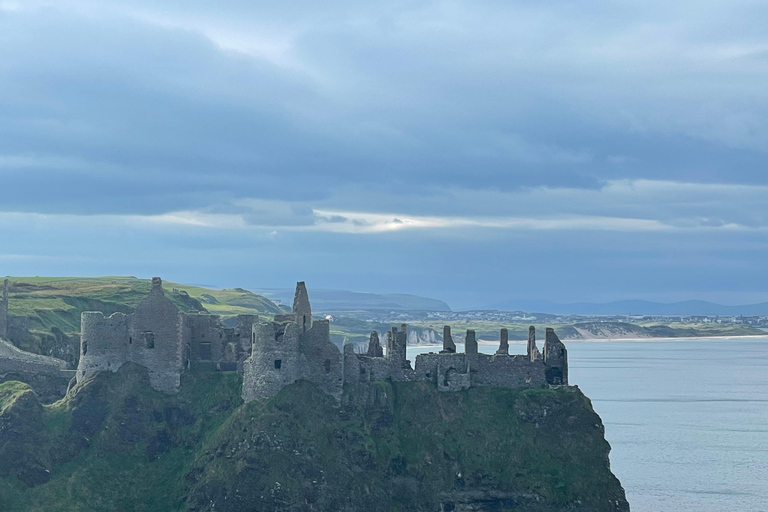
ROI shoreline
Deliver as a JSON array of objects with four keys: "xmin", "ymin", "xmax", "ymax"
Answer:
[{"xmin": 409, "ymin": 334, "xmax": 767, "ymax": 347}]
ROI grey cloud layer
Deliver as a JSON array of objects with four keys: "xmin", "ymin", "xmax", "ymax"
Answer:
[
  {"xmin": 3, "ymin": 1, "xmax": 768, "ymax": 216},
  {"xmin": 1, "ymin": 1, "xmax": 768, "ymax": 306}
]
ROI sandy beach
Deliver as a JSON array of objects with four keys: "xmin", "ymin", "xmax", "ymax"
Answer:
[{"xmin": 471, "ymin": 334, "xmax": 768, "ymax": 344}]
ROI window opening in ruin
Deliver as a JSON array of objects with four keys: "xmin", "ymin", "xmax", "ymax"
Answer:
[
  {"xmin": 561, "ymin": 348, "xmax": 565, "ymax": 357},
  {"xmin": 324, "ymin": 359, "xmax": 331, "ymax": 373},
  {"xmin": 360, "ymin": 368, "xmax": 366, "ymax": 375},
  {"xmin": 274, "ymin": 359, "xmax": 282, "ymax": 369},
  {"xmin": 144, "ymin": 331, "xmax": 155, "ymax": 349},
  {"xmin": 82, "ymin": 341, "xmax": 88, "ymax": 355}
]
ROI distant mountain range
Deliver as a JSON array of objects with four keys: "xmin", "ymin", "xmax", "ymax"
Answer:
[
  {"xmin": 253, "ymin": 287, "xmax": 768, "ymax": 316},
  {"xmin": 488, "ymin": 299, "xmax": 768, "ymax": 317},
  {"xmin": 251, "ymin": 288, "xmax": 452, "ymax": 312}
]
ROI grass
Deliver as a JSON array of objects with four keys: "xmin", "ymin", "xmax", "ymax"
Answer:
[
  {"xmin": 0, "ymin": 365, "xmax": 244, "ymax": 512},
  {"xmin": 0, "ymin": 368, "xmax": 627, "ymax": 512},
  {"xmin": 2, "ymin": 277, "xmax": 283, "ymax": 364}
]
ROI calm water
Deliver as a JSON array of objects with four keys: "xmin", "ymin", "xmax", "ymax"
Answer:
[{"xmin": 408, "ymin": 338, "xmax": 768, "ymax": 512}]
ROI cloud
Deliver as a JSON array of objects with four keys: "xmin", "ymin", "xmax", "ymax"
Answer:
[
  {"xmin": 1, "ymin": 2, "xmax": 768, "ymax": 305},
  {"xmin": 1, "ymin": 179, "xmax": 764, "ymax": 237},
  {"xmin": 3, "ymin": 1, "xmax": 768, "ymax": 217}
]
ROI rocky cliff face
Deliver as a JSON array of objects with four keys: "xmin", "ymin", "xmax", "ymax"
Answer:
[
  {"xmin": 187, "ymin": 382, "xmax": 628, "ymax": 512},
  {"xmin": 0, "ymin": 365, "xmax": 628, "ymax": 512}
]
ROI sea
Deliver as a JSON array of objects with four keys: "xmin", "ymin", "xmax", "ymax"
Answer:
[{"xmin": 408, "ymin": 337, "xmax": 768, "ymax": 512}]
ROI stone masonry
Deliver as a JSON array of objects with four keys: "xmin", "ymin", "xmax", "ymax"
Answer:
[
  {"xmin": 77, "ymin": 278, "xmax": 258, "ymax": 394},
  {"xmin": 71, "ymin": 278, "xmax": 569, "ymax": 399}
]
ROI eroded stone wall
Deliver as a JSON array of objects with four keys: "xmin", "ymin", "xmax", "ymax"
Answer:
[
  {"xmin": 298, "ymin": 319, "xmax": 343, "ymax": 400},
  {"xmin": 77, "ymin": 278, "xmax": 184, "ymax": 394},
  {"xmin": 242, "ymin": 321, "xmax": 302, "ymax": 402}
]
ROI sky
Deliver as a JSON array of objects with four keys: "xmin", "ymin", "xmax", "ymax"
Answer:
[{"xmin": 1, "ymin": 0, "xmax": 768, "ymax": 310}]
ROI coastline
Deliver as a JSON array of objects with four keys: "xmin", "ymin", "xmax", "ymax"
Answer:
[{"xmin": 408, "ymin": 334, "xmax": 767, "ymax": 348}]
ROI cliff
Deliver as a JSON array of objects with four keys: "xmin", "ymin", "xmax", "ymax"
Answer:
[{"xmin": 0, "ymin": 365, "xmax": 628, "ymax": 512}]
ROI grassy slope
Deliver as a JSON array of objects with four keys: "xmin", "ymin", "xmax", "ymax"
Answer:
[
  {"xmin": 0, "ymin": 369, "xmax": 627, "ymax": 512},
  {"xmin": 0, "ymin": 366, "xmax": 243, "ymax": 512},
  {"xmin": 3, "ymin": 277, "xmax": 282, "ymax": 362}
]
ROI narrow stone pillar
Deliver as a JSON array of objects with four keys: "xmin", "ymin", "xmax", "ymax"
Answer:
[
  {"xmin": 367, "ymin": 331, "xmax": 384, "ymax": 357},
  {"xmin": 527, "ymin": 325, "xmax": 540, "ymax": 361},
  {"xmin": 441, "ymin": 325, "xmax": 456, "ymax": 353},
  {"xmin": 496, "ymin": 328, "xmax": 509, "ymax": 355},
  {"xmin": 465, "ymin": 330, "xmax": 478, "ymax": 356}
]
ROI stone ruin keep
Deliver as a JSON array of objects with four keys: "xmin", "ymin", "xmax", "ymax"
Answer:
[{"xmin": 73, "ymin": 278, "xmax": 569, "ymax": 399}]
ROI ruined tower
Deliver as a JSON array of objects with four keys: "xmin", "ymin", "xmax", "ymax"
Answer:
[
  {"xmin": 293, "ymin": 282, "xmax": 312, "ymax": 332},
  {"xmin": 386, "ymin": 324, "xmax": 409, "ymax": 369},
  {"xmin": 242, "ymin": 321, "xmax": 302, "ymax": 402},
  {"xmin": 441, "ymin": 325, "xmax": 456, "ymax": 353},
  {"xmin": 527, "ymin": 326, "xmax": 541, "ymax": 361},
  {"xmin": 0, "ymin": 279, "xmax": 8, "ymax": 339},
  {"xmin": 496, "ymin": 328, "xmax": 509, "ymax": 355},
  {"xmin": 543, "ymin": 328, "xmax": 568, "ymax": 385},
  {"xmin": 465, "ymin": 329, "xmax": 478, "ymax": 356},
  {"xmin": 77, "ymin": 277, "xmax": 185, "ymax": 394},
  {"xmin": 367, "ymin": 331, "xmax": 384, "ymax": 357}
]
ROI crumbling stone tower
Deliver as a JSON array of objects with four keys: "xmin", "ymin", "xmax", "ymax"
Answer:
[
  {"xmin": 0, "ymin": 279, "xmax": 8, "ymax": 339},
  {"xmin": 367, "ymin": 331, "xmax": 383, "ymax": 357},
  {"xmin": 242, "ymin": 282, "xmax": 343, "ymax": 402},
  {"xmin": 77, "ymin": 277, "xmax": 185, "ymax": 393},
  {"xmin": 293, "ymin": 281, "xmax": 312, "ymax": 333},
  {"xmin": 527, "ymin": 326, "xmax": 541, "ymax": 361},
  {"xmin": 441, "ymin": 325, "xmax": 456, "ymax": 353},
  {"xmin": 386, "ymin": 324, "xmax": 409, "ymax": 368},
  {"xmin": 242, "ymin": 321, "xmax": 302, "ymax": 402},
  {"xmin": 543, "ymin": 328, "xmax": 568, "ymax": 385}
]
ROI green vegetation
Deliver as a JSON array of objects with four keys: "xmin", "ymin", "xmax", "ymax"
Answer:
[
  {"xmin": 3, "ymin": 277, "xmax": 282, "ymax": 364},
  {"xmin": 0, "ymin": 368, "xmax": 627, "ymax": 511},
  {"xmin": 0, "ymin": 365, "xmax": 243, "ymax": 512}
]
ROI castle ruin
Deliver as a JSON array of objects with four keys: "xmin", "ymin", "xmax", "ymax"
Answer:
[
  {"xmin": 74, "ymin": 279, "xmax": 569, "ymax": 399},
  {"xmin": 77, "ymin": 277, "xmax": 257, "ymax": 393}
]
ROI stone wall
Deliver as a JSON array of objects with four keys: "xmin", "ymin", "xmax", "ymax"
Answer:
[
  {"xmin": 242, "ymin": 321, "xmax": 302, "ymax": 402},
  {"xmin": 77, "ymin": 278, "xmax": 184, "ymax": 394},
  {"xmin": 130, "ymin": 278, "xmax": 184, "ymax": 393},
  {"xmin": 73, "ymin": 278, "xmax": 570, "ymax": 401},
  {"xmin": 298, "ymin": 319, "xmax": 343, "ymax": 400},
  {"xmin": 544, "ymin": 328, "xmax": 568, "ymax": 385},
  {"xmin": 0, "ymin": 338, "xmax": 75, "ymax": 402},
  {"xmin": 350, "ymin": 325, "xmax": 566, "ymax": 395},
  {"xmin": 183, "ymin": 313, "xmax": 228, "ymax": 371}
]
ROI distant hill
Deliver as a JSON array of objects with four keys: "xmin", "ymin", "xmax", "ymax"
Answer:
[
  {"xmin": 489, "ymin": 299, "xmax": 768, "ymax": 316},
  {"xmin": 253, "ymin": 288, "xmax": 451, "ymax": 312}
]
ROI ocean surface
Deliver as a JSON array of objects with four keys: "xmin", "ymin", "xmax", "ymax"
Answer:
[{"xmin": 408, "ymin": 338, "xmax": 768, "ymax": 512}]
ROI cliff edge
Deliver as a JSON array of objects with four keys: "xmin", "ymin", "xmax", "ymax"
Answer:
[{"xmin": 0, "ymin": 365, "xmax": 628, "ymax": 512}]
